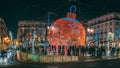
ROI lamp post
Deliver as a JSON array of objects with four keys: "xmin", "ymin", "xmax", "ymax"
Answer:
[
  {"xmin": 32, "ymin": 37, "xmax": 35, "ymax": 54},
  {"xmin": 44, "ymin": 13, "xmax": 51, "ymax": 55},
  {"xmin": 31, "ymin": 27, "xmax": 36, "ymax": 54},
  {"xmin": 106, "ymin": 32, "xmax": 113, "ymax": 56},
  {"xmin": 44, "ymin": 25, "xmax": 50, "ymax": 55},
  {"xmin": 87, "ymin": 28, "xmax": 97, "ymax": 56},
  {"xmin": 87, "ymin": 28, "xmax": 94, "ymax": 46}
]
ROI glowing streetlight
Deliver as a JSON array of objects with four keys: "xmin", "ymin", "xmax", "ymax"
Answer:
[
  {"xmin": 4, "ymin": 37, "xmax": 10, "ymax": 44},
  {"xmin": 87, "ymin": 28, "xmax": 94, "ymax": 44},
  {"xmin": 15, "ymin": 41, "xmax": 19, "ymax": 45},
  {"xmin": 90, "ymin": 29, "xmax": 94, "ymax": 33},
  {"xmin": 51, "ymin": 26, "xmax": 55, "ymax": 30},
  {"xmin": 2, "ymin": 37, "xmax": 10, "ymax": 50},
  {"xmin": 87, "ymin": 28, "xmax": 90, "ymax": 32},
  {"xmin": 47, "ymin": 26, "xmax": 50, "ymax": 30},
  {"xmin": 87, "ymin": 28, "xmax": 94, "ymax": 33}
]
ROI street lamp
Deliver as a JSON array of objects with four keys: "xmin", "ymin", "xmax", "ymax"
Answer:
[
  {"xmin": 87, "ymin": 28, "xmax": 99, "ymax": 56},
  {"xmin": 87, "ymin": 28, "xmax": 94, "ymax": 46},
  {"xmin": 47, "ymin": 26, "xmax": 50, "ymax": 30},
  {"xmin": 31, "ymin": 28, "xmax": 37, "ymax": 54},
  {"xmin": 106, "ymin": 32, "xmax": 113, "ymax": 56},
  {"xmin": 44, "ymin": 25, "xmax": 50, "ymax": 55}
]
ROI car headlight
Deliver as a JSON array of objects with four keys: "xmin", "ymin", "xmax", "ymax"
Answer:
[
  {"xmin": 0, "ymin": 58, "xmax": 2, "ymax": 62},
  {"xmin": 4, "ymin": 58, "xmax": 7, "ymax": 63}
]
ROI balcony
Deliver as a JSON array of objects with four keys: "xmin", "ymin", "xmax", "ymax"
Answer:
[{"xmin": 90, "ymin": 17, "xmax": 120, "ymax": 26}]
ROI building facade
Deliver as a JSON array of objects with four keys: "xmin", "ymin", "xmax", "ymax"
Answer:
[
  {"xmin": 87, "ymin": 12, "xmax": 120, "ymax": 47},
  {"xmin": 0, "ymin": 18, "xmax": 10, "ymax": 50},
  {"xmin": 17, "ymin": 21, "xmax": 46, "ymax": 47}
]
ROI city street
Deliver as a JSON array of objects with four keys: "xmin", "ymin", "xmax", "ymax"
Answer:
[
  {"xmin": 0, "ymin": 0, "xmax": 120, "ymax": 68},
  {"xmin": 1, "ymin": 59, "xmax": 120, "ymax": 68}
]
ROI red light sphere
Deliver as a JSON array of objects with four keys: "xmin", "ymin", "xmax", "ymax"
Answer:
[{"xmin": 47, "ymin": 12, "xmax": 86, "ymax": 47}]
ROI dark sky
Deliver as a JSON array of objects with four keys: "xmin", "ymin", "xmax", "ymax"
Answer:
[{"xmin": 0, "ymin": 0, "xmax": 120, "ymax": 38}]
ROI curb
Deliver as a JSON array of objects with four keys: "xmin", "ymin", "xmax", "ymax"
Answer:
[{"xmin": 80, "ymin": 57, "xmax": 119, "ymax": 62}]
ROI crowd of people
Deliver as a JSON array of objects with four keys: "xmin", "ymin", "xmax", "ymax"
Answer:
[
  {"xmin": 20, "ymin": 44, "xmax": 120, "ymax": 58},
  {"xmin": 47, "ymin": 45, "xmax": 119, "ymax": 57}
]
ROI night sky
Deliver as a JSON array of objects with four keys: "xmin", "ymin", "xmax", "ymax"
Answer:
[{"xmin": 0, "ymin": 0, "xmax": 120, "ymax": 38}]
